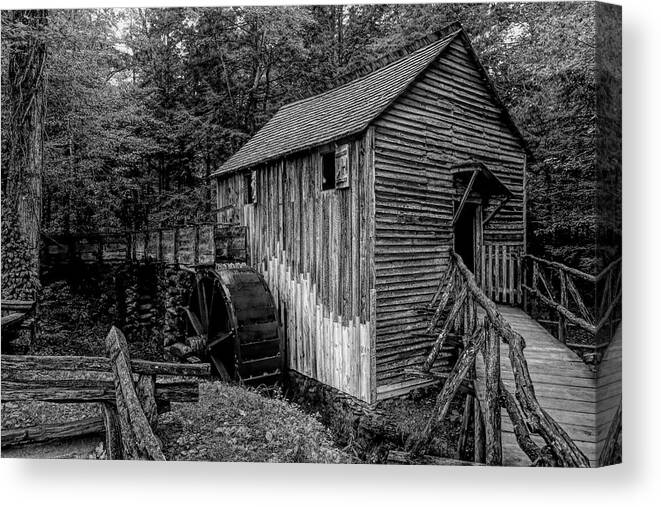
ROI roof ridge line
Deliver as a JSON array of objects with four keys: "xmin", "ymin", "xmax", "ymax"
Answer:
[
  {"xmin": 334, "ymin": 21, "xmax": 464, "ymax": 87},
  {"xmin": 279, "ymin": 22, "xmax": 463, "ymax": 112}
]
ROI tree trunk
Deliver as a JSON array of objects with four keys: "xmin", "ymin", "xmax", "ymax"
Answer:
[{"xmin": 5, "ymin": 10, "xmax": 48, "ymax": 278}]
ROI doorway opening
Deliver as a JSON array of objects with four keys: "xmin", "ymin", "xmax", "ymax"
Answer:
[{"xmin": 453, "ymin": 202, "xmax": 481, "ymax": 274}]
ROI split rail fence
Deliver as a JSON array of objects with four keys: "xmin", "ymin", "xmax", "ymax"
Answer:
[{"xmin": 1, "ymin": 327, "xmax": 210, "ymax": 459}]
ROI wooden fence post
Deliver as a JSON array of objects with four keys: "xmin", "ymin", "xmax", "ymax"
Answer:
[
  {"xmin": 136, "ymin": 374, "xmax": 158, "ymax": 430},
  {"xmin": 455, "ymin": 394, "xmax": 473, "ymax": 460},
  {"xmin": 106, "ymin": 326, "xmax": 165, "ymax": 460},
  {"xmin": 407, "ymin": 327, "xmax": 486, "ymax": 455},
  {"xmin": 473, "ymin": 396, "xmax": 485, "ymax": 463},
  {"xmin": 101, "ymin": 402, "xmax": 122, "ymax": 460},
  {"xmin": 558, "ymin": 271, "xmax": 567, "ymax": 343},
  {"xmin": 483, "ymin": 320, "xmax": 502, "ymax": 465}
]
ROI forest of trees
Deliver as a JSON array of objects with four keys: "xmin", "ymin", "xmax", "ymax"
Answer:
[{"xmin": 1, "ymin": 3, "xmax": 620, "ymax": 274}]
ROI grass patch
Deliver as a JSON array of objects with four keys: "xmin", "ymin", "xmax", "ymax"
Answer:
[{"xmin": 158, "ymin": 381, "xmax": 353, "ymax": 464}]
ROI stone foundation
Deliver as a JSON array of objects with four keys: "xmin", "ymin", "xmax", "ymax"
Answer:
[{"xmin": 284, "ymin": 370, "xmax": 404, "ymax": 463}]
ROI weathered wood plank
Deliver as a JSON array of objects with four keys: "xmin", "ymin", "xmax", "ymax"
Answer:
[
  {"xmin": 483, "ymin": 321, "xmax": 502, "ymax": 465},
  {"xmin": 1, "ymin": 355, "xmax": 211, "ymax": 378},
  {"xmin": 105, "ymin": 327, "xmax": 165, "ymax": 460},
  {"xmin": 1, "ymin": 416, "xmax": 105, "ymax": 448}
]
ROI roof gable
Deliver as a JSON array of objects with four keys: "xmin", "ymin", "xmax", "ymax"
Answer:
[{"xmin": 214, "ymin": 25, "xmax": 529, "ymax": 177}]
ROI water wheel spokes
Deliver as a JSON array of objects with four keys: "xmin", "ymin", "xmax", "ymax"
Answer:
[
  {"xmin": 184, "ymin": 271, "xmax": 237, "ymax": 378},
  {"xmin": 177, "ymin": 266, "xmax": 281, "ymax": 385},
  {"xmin": 196, "ymin": 272, "xmax": 210, "ymax": 332},
  {"xmin": 182, "ymin": 306, "xmax": 205, "ymax": 336},
  {"xmin": 209, "ymin": 354, "xmax": 232, "ymax": 382},
  {"xmin": 207, "ymin": 330, "xmax": 234, "ymax": 349}
]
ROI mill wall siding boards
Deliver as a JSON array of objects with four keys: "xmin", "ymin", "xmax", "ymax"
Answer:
[
  {"xmin": 372, "ymin": 37, "xmax": 526, "ymax": 390},
  {"xmin": 215, "ymin": 134, "xmax": 376, "ymax": 402}
]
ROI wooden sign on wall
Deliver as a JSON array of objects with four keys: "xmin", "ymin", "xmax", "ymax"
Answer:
[{"xmin": 335, "ymin": 144, "xmax": 350, "ymax": 189}]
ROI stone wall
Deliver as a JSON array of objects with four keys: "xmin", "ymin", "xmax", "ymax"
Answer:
[
  {"xmin": 34, "ymin": 224, "xmax": 247, "ymax": 359},
  {"xmin": 285, "ymin": 370, "xmax": 404, "ymax": 463}
]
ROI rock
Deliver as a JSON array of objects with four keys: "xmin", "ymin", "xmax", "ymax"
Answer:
[{"xmin": 167, "ymin": 342, "xmax": 193, "ymax": 358}]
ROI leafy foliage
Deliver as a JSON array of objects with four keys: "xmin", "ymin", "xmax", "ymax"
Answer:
[{"xmin": 1, "ymin": 4, "xmax": 619, "ymax": 269}]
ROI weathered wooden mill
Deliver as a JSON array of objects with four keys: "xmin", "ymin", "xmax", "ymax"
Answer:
[
  {"xmin": 211, "ymin": 22, "xmax": 621, "ymax": 466},
  {"xmin": 212, "ymin": 22, "xmax": 527, "ymax": 403}
]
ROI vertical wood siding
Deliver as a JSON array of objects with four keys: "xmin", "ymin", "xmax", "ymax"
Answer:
[
  {"xmin": 372, "ymin": 37, "xmax": 526, "ymax": 396},
  {"xmin": 481, "ymin": 243, "xmax": 523, "ymax": 305},
  {"xmin": 215, "ymin": 132, "xmax": 376, "ymax": 402}
]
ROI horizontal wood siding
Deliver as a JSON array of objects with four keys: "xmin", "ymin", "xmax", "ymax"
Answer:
[
  {"xmin": 373, "ymin": 37, "xmax": 526, "ymax": 395},
  {"xmin": 215, "ymin": 131, "xmax": 376, "ymax": 402}
]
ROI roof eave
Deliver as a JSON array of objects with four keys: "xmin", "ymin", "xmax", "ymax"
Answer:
[{"xmin": 211, "ymin": 124, "xmax": 371, "ymax": 179}]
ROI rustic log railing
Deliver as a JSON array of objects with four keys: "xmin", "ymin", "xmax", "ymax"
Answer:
[
  {"xmin": 522, "ymin": 255, "xmax": 621, "ymax": 345},
  {"xmin": 404, "ymin": 249, "xmax": 590, "ymax": 467},
  {"xmin": 1, "ymin": 326, "xmax": 210, "ymax": 459}
]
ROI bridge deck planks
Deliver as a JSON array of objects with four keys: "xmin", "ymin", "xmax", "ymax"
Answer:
[{"xmin": 474, "ymin": 305, "xmax": 621, "ymax": 467}]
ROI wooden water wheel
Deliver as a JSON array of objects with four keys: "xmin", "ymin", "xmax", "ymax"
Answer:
[{"xmin": 179, "ymin": 265, "xmax": 282, "ymax": 385}]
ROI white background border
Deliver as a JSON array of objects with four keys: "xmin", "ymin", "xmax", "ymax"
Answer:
[{"xmin": 2, "ymin": 1, "xmax": 659, "ymax": 505}]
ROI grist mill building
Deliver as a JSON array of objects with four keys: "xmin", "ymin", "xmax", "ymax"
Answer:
[{"xmin": 212, "ymin": 23, "xmax": 528, "ymax": 404}]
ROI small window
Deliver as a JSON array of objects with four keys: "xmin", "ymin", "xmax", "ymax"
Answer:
[
  {"xmin": 321, "ymin": 152, "xmax": 336, "ymax": 190},
  {"xmin": 244, "ymin": 170, "xmax": 256, "ymax": 204}
]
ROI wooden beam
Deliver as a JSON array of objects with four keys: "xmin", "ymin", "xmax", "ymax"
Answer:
[
  {"xmin": 1, "ymin": 378, "xmax": 199, "ymax": 403},
  {"xmin": 1, "ymin": 355, "xmax": 211, "ymax": 378},
  {"xmin": 425, "ymin": 267, "xmax": 457, "ymax": 334},
  {"xmin": 482, "ymin": 195, "xmax": 510, "ymax": 226},
  {"xmin": 428, "ymin": 262, "xmax": 455, "ymax": 311},
  {"xmin": 406, "ymin": 327, "xmax": 485, "ymax": 455},
  {"xmin": 483, "ymin": 321, "xmax": 502, "ymax": 465},
  {"xmin": 1, "ymin": 416, "xmax": 104, "ymax": 448},
  {"xmin": 455, "ymin": 394, "xmax": 473, "ymax": 460},
  {"xmin": 0, "ymin": 300, "xmax": 35, "ymax": 311},
  {"xmin": 1, "ymin": 313, "xmax": 26, "ymax": 327},
  {"xmin": 136, "ymin": 375, "xmax": 158, "ymax": 430},
  {"xmin": 499, "ymin": 382, "xmax": 554, "ymax": 466},
  {"xmin": 106, "ymin": 326, "xmax": 165, "ymax": 460},
  {"xmin": 421, "ymin": 286, "xmax": 467, "ymax": 372},
  {"xmin": 452, "ymin": 169, "xmax": 479, "ymax": 227},
  {"xmin": 102, "ymin": 403, "xmax": 122, "ymax": 460},
  {"xmin": 522, "ymin": 284, "xmax": 596, "ymax": 335},
  {"xmin": 473, "ymin": 396, "xmax": 485, "ymax": 463},
  {"xmin": 524, "ymin": 254, "xmax": 597, "ymax": 283}
]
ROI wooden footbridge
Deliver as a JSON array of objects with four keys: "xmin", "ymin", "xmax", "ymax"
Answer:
[
  {"xmin": 475, "ymin": 306, "xmax": 621, "ymax": 466},
  {"xmin": 402, "ymin": 250, "xmax": 621, "ymax": 467}
]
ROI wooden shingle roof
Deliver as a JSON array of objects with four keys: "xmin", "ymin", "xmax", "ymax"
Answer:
[{"xmin": 213, "ymin": 29, "xmax": 462, "ymax": 176}]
